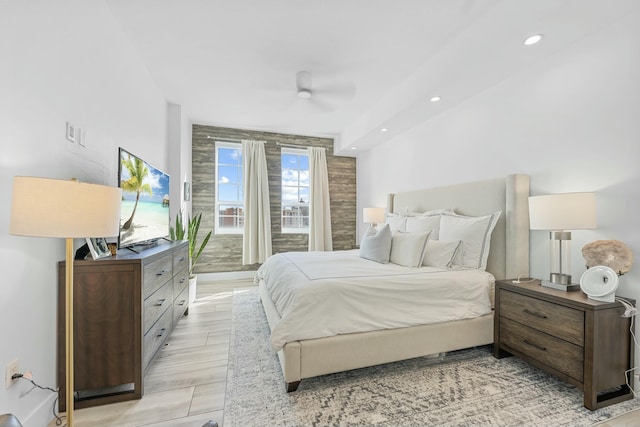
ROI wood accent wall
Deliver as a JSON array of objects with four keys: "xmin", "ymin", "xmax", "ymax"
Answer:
[{"xmin": 192, "ymin": 124, "xmax": 357, "ymax": 273}]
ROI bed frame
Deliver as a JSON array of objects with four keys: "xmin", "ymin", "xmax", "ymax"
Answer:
[{"xmin": 259, "ymin": 174, "xmax": 530, "ymax": 391}]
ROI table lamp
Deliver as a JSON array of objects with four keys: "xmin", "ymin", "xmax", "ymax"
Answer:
[
  {"xmin": 10, "ymin": 177, "xmax": 121, "ymax": 426},
  {"xmin": 363, "ymin": 207, "xmax": 385, "ymax": 231},
  {"xmin": 528, "ymin": 192, "xmax": 596, "ymax": 291}
]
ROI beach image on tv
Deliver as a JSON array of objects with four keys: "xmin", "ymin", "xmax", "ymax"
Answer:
[{"xmin": 119, "ymin": 149, "xmax": 170, "ymax": 247}]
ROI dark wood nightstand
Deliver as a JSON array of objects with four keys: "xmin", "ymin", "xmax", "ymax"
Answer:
[{"xmin": 493, "ymin": 279, "xmax": 635, "ymax": 410}]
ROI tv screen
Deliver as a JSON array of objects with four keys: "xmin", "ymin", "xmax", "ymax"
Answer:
[{"xmin": 118, "ymin": 147, "xmax": 170, "ymax": 248}]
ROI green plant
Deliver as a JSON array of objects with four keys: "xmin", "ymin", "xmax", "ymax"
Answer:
[{"xmin": 170, "ymin": 211, "xmax": 212, "ymax": 277}]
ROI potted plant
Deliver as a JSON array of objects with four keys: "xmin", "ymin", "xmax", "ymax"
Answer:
[{"xmin": 170, "ymin": 211, "xmax": 212, "ymax": 303}]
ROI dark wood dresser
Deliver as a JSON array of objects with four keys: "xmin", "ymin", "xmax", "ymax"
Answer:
[
  {"xmin": 494, "ymin": 279, "xmax": 635, "ymax": 410},
  {"xmin": 57, "ymin": 240, "xmax": 189, "ymax": 410}
]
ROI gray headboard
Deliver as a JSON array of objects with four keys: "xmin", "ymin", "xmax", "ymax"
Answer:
[{"xmin": 387, "ymin": 174, "xmax": 530, "ymax": 280}]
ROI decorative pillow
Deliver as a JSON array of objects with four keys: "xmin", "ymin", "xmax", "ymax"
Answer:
[
  {"xmin": 439, "ymin": 211, "xmax": 501, "ymax": 270},
  {"xmin": 389, "ymin": 231, "xmax": 431, "ymax": 268},
  {"xmin": 385, "ymin": 213, "xmax": 406, "ymax": 233},
  {"xmin": 406, "ymin": 215, "xmax": 441, "ymax": 239},
  {"xmin": 359, "ymin": 224, "xmax": 392, "ymax": 263},
  {"xmin": 422, "ymin": 240, "xmax": 462, "ymax": 268}
]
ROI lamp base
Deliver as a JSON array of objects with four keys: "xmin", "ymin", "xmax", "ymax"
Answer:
[{"xmin": 541, "ymin": 280, "xmax": 580, "ymax": 292}]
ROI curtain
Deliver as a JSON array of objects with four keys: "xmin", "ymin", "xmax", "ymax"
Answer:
[
  {"xmin": 308, "ymin": 147, "xmax": 333, "ymax": 251},
  {"xmin": 242, "ymin": 140, "xmax": 272, "ymax": 264}
]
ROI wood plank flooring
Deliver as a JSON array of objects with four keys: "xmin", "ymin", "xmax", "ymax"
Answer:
[{"xmin": 49, "ymin": 277, "xmax": 640, "ymax": 427}]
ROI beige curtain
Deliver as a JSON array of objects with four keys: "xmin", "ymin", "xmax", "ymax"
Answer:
[
  {"xmin": 242, "ymin": 140, "xmax": 272, "ymax": 264},
  {"xmin": 308, "ymin": 147, "xmax": 332, "ymax": 251}
]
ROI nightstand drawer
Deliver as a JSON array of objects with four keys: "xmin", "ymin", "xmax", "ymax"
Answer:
[
  {"xmin": 500, "ymin": 290, "xmax": 584, "ymax": 346},
  {"xmin": 500, "ymin": 317, "xmax": 584, "ymax": 382}
]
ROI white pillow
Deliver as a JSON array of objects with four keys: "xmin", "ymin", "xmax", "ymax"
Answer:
[
  {"xmin": 360, "ymin": 224, "xmax": 392, "ymax": 263},
  {"xmin": 390, "ymin": 231, "xmax": 430, "ymax": 268},
  {"xmin": 422, "ymin": 240, "xmax": 462, "ymax": 268},
  {"xmin": 406, "ymin": 215, "xmax": 441, "ymax": 239},
  {"xmin": 421, "ymin": 208, "xmax": 455, "ymax": 216},
  {"xmin": 439, "ymin": 211, "xmax": 501, "ymax": 270},
  {"xmin": 385, "ymin": 213, "xmax": 406, "ymax": 232}
]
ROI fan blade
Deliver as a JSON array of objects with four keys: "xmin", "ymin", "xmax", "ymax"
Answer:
[{"xmin": 313, "ymin": 80, "xmax": 356, "ymax": 100}]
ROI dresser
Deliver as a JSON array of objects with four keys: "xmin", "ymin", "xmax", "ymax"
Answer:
[
  {"xmin": 493, "ymin": 279, "xmax": 635, "ymax": 410},
  {"xmin": 57, "ymin": 240, "xmax": 189, "ymax": 411}
]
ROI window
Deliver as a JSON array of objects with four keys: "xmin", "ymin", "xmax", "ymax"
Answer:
[
  {"xmin": 215, "ymin": 141, "xmax": 244, "ymax": 234},
  {"xmin": 281, "ymin": 148, "xmax": 309, "ymax": 233}
]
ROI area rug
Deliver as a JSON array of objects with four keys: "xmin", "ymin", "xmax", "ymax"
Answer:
[{"xmin": 224, "ymin": 289, "xmax": 639, "ymax": 427}]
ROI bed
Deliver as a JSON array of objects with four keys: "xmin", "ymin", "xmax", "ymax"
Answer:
[{"xmin": 258, "ymin": 174, "xmax": 530, "ymax": 391}]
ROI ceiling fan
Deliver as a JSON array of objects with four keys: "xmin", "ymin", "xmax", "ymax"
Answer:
[{"xmin": 296, "ymin": 70, "xmax": 356, "ymax": 112}]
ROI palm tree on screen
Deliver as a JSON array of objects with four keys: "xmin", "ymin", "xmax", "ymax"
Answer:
[{"xmin": 121, "ymin": 155, "xmax": 152, "ymax": 229}]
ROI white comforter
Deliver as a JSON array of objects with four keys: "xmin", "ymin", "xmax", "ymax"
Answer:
[{"xmin": 256, "ymin": 250, "xmax": 495, "ymax": 351}]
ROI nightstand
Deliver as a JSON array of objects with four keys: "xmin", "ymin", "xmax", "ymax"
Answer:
[{"xmin": 493, "ymin": 279, "xmax": 635, "ymax": 410}]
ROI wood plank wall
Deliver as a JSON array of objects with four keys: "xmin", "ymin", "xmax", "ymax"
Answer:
[{"xmin": 192, "ymin": 124, "xmax": 357, "ymax": 273}]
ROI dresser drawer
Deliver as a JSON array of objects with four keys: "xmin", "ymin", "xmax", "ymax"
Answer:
[
  {"xmin": 143, "ymin": 307, "xmax": 172, "ymax": 369},
  {"xmin": 173, "ymin": 246, "xmax": 189, "ymax": 274},
  {"xmin": 499, "ymin": 290, "xmax": 584, "ymax": 346},
  {"xmin": 173, "ymin": 267, "xmax": 189, "ymax": 297},
  {"xmin": 143, "ymin": 281, "xmax": 173, "ymax": 334},
  {"xmin": 500, "ymin": 317, "xmax": 584, "ymax": 382},
  {"xmin": 173, "ymin": 285, "xmax": 189, "ymax": 325},
  {"xmin": 143, "ymin": 255, "xmax": 173, "ymax": 298}
]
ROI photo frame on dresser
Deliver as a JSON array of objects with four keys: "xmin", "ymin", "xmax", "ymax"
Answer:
[{"xmin": 86, "ymin": 237, "xmax": 111, "ymax": 260}]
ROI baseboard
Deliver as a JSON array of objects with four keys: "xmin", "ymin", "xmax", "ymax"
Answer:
[
  {"xmin": 197, "ymin": 271, "xmax": 256, "ymax": 282},
  {"xmin": 21, "ymin": 392, "xmax": 57, "ymax": 427}
]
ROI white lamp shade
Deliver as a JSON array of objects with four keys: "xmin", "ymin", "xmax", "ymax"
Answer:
[
  {"xmin": 363, "ymin": 207, "xmax": 385, "ymax": 225},
  {"xmin": 10, "ymin": 176, "xmax": 122, "ymax": 238},
  {"xmin": 529, "ymin": 192, "xmax": 596, "ymax": 231}
]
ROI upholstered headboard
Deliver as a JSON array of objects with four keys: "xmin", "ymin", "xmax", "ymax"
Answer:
[{"xmin": 387, "ymin": 174, "xmax": 530, "ymax": 280}]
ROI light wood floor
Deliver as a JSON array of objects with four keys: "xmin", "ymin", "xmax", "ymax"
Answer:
[
  {"xmin": 49, "ymin": 278, "xmax": 640, "ymax": 427},
  {"xmin": 49, "ymin": 278, "xmax": 253, "ymax": 427}
]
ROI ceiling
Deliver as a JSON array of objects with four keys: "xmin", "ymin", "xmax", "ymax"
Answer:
[{"xmin": 105, "ymin": 0, "xmax": 638, "ymax": 155}]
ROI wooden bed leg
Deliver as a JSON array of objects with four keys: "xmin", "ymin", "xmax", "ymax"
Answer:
[{"xmin": 286, "ymin": 381, "xmax": 301, "ymax": 392}]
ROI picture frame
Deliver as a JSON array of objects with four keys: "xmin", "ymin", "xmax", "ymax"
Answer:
[{"xmin": 86, "ymin": 237, "xmax": 111, "ymax": 260}]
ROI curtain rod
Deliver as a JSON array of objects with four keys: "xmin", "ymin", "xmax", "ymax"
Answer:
[
  {"xmin": 206, "ymin": 135, "xmax": 242, "ymax": 142},
  {"xmin": 276, "ymin": 142, "xmax": 310, "ymax": 149},
  {"xmin": 206, "ymin": 136, "xmax": 310, "ymax": 150}
]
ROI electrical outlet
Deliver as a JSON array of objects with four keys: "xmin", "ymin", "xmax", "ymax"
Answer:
[{"xmin": 5, "ymin": 359, "xmax": 19, "ymax": 389}]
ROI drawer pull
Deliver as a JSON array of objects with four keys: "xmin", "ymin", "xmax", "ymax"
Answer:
[
  {"xmin": 155, "ymin": 298, "xmax": 167, "ymax": 306},
  {"xmin": 179, "ymin": 278, "xmax": 185, "ymax": 284},
  {"xmin": 156, "ymin": 328, "xmax": 166, "ymax": 338},
  {"xmin": 178, "ymin": 256, "xmax": 186, "ymax": 262},
  {"xmin": 523, "ymin": 309, "xmax": 548, "ymax": 319},
  {"xmin": 523, "ymin": 339, "xmax": 547, "ymax": 352},
  {"xmin": 178, "ymin": 299, "xmax": 186, "ymax": 306},
  {"xmin": 156, "ymin": 270, "xmax": 168, "ymax": 276}
]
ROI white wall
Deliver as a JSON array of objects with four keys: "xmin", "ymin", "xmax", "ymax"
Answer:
[
  {"xmin": 0, "ymin": 2, "xmax": 170, "ymax": 425},
  {"xmin": 168, "ymin": 103, "xmax": 192, "ymax": 224},
  {"xmin": 358, "ymin": 7, "xmax": 640, "ymax": 366}
]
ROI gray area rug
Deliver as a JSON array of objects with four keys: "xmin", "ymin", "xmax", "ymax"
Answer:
[{"xmin": 224, "ymin": 289, "xmax": 639, "ymax": 427}]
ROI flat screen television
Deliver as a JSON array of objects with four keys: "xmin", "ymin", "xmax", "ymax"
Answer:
[{"xmin": 118, "ymin": 147, "xmax": 170, "ymax": 249}]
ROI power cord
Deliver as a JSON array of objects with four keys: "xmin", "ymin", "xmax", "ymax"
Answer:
[
  {"xmin": 512, "ymin": 273, "xmax": 537, "ymax": 284},
  {"xmin": 615, "ymin": 297, "xmax": 640, "ymax": 398},
  {"xmin": 12, "ymin": 372, "xmax": 66, "ymax": 426}
]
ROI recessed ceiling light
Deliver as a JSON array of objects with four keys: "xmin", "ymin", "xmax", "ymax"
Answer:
[
  {"xmin": 380, "ymin": 128, "xmax": 388, "ymax": 132},
  {"xmin": 430, "ymin": 96, "xmax": 441, "ymax": 102},
  {"xmin": 524, "ymin": 34, "xmax": 543, "ymax": 46},
  {"xmin": 351, "ymin": 146, "xmax": 357, "ymax": 150}
]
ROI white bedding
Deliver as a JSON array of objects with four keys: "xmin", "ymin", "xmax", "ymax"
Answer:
[{"xmin": 256, "ymin": 250, "xmax": 495, "ymax": 351}]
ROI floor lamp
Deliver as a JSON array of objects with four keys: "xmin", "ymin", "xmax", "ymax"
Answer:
[{"xmin": 10, "ymin": 177, "xmax": 121, "ymax": 426}]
